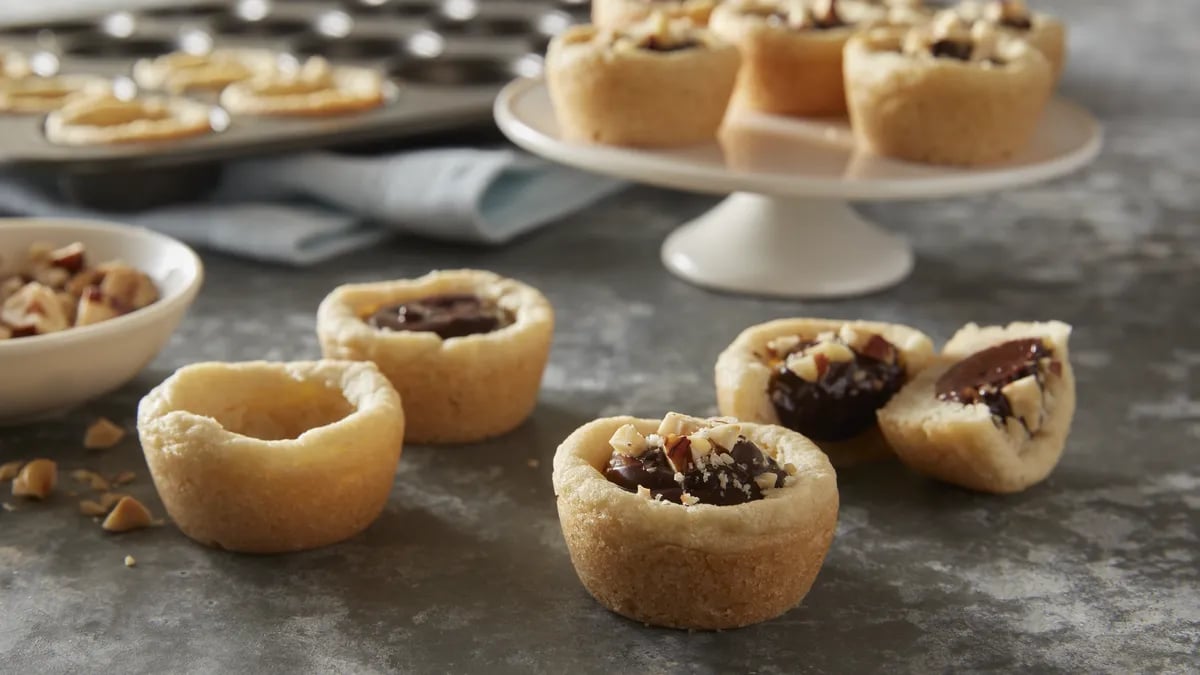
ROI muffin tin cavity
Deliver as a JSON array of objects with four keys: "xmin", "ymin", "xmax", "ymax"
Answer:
[
  {"xmin": 391, "ymin": 55, "xmax": 518, "ymax": 86},
  {"xmin": 433, "ymin": 14, "xmax": 536, "ymax": 37},
  {"xmin": 292, "ymin": 34, "xmax": 409, "ymax": 60},
  {"xmin": 141, "ymin": 3, "xmax": 232, "ymax": 19},
  {"xmin": 211, "ymin": 14, "xmax": 313, "ymax": 37},
  {"xmin": 1, "ymin": 20, "xmax": 97, "ymax": 37},
  {"xmin": 63, "ymin": 34, "xmax": 178, "ymax": 58}
]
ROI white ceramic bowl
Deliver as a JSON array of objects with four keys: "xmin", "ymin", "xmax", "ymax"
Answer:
[{"xmin": 0, "ymin": 218, "xmax": 203, "ymax": 423}]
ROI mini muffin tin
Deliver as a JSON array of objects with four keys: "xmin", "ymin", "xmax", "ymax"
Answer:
[{"xmin": 0, "ymin": 0, "xmax": 587, "ymax": 207}]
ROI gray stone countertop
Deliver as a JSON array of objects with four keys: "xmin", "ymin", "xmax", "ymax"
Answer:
[{"xmin": 2, "ymin": 0, "xmax": 1198, "ymax": 672}]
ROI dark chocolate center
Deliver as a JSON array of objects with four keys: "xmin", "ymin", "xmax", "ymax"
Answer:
[
  {"xmin": 930, "ymin": 39, "xmax": 974, "ymax": 60},
  {"xmin": 768, "ymin": 336, "xmax": 905, "ymax": 442},
  {"xmin": 934, "ymin": 338, "xmax": 1051, "ymax": 420},
  {"xmin": 604, "ymin": 437, "xmax": 786, "ymax": 506},
  {"xmin": 640, "ymin": 36, "xmax": 699, "ymax": 52},
  {"xmin": 366, "ymin": 293, "xmax": 508, "ymax": 339}
]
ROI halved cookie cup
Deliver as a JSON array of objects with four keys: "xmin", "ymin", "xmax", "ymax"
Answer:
[
  {"xmin": 552, "ymin": 415, "xmax": 838, "ymax": 630},
  {"xmin": 716, "ymin": 318, "xmax": 934, "ymax": 467},
  {"xmin": 137, "ymin": 360, "xmax": 405, "ymax": 554},
  {"xmin": 317, "ymin": 269, "xmax": 554, "ymax": 444},
  {"xmin": 878, "ymin": 321, "xmax": 1075, "ymax": 494}
]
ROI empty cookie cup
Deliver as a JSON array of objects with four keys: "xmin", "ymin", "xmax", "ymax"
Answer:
[
  {"xmin": 137, "ymin": 360, "xmax": 405, "ymax": 554},
  {"xmin": 552, "ymin": 413, "xmax": 839, "ymax": 630},
  {"xmin": 317, "ymin": 269, "xmax": 554, "ymax": 444}
]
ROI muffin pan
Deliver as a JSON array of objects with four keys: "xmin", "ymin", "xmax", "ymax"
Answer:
[{"xmin": 0, "ymin": 0, "xmax": 586, "ymax": 180}]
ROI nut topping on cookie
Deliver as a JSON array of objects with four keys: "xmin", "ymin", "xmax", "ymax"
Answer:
[
  {"xmin": 766, "ymin": 328, "xmax": 906, "ymax": 441},
  {"xmin": 603, "ymin": 415, "xmax": 790, "ymax": 506},
  {"xmin": 609, "ymin": 423, "xmax": 650, "ymax": 456},
  {"xmin": 984, "ymin": 0, "xmax": 1033, "ymax": 30}
]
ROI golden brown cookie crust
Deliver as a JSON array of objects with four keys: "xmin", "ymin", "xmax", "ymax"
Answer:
[
  {"xmin": 715, "ymin": 318, "xmax": 934, "ymax": 467},
  {"xmin": 546, "ymin": 23, "xmax": 740, "ymax": 147},
  {"xmin": 552, "ymin": 415, "xmax": 838, "ymax": 629},
  {"xmin": 878, "ymin": 321, "xmax": 1075, "ymax": 494},
  {"xmin": 133, "ymin": 48, "xmax": 278, "ymax": 93},
  {"xmin": 591, "ymin": 0, "xmax": 716, "ymax": 29},
  {"xmin": 709, "ymin": 0, "xmax": 859, "ymax": 116},
  {"xmin": 137, "ymin": 360, "xmax": 405, "ymax": 553},
  {"xmin": 317, "ymin": 269, "xmax": 554, "ymax": 445},
  {"xmin": 219, "ymin": 58, "xmax": 385, "ymax": 117},
  {"xmin": 0, "ymin": 74, "xmax": 111, "ymax": 114},
  {"xmin": 43, "ymin": 94, "xmax": 214, "ymax": 145},
  {"xmin": 843, "ymin": 26, "xmax": 1053, "ymax": 165}
]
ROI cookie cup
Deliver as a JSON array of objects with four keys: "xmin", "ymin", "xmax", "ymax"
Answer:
[
  {"xmin": 317, "ymin": 269, "xmax": 554, "ymax": 444},
  {"xmin": 553, "ymin": 416, "xmax": 838, "ymax": 630},
  {"xmin": 137, "ymin": 360, "xmax": 405, "ymax": 553},
  {"xmin": 716, "ymin": 318, "xmax": 934, "ymax": 467},
  {"xmin": 844, "ymin": 27, "xmax": 1052, "ymax": 165},
  {"xmin": 878, "ymin": 321, "xmax": 1074, "ymax": 494},
  {"xmin": 220, "ymin": 63, "xmax": 385, "ymax": 116},
  {"xmin": 44, "ymin": 95, "xmax": 214, "ymax": 145},
  {"xmin": 592, "ymin": 0, "xmax": 716, "ymax": 29},
  {"xmin": 709, "ymin": 2, "xmax": 857, "ymax": 116},
  {"xmin": 546, "ymin": 25, "xmax": 740, "ymax": 147}
]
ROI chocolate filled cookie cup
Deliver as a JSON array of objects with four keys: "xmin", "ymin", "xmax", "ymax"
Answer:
[
  {"xmin": 552, "ymin": 413, "xmax": 838, "ymax": 630},
  {"xmin": 716, "ymin": 318, "xmax": 934, "ymax": 467},
  {"xmin": 317, "ymin": 269, "xmax": 554, "ymax": 444},
  {"xmin": 878, "ymin": 321, "xmax": 1075, "ymax": 494},
  {"xmin": 843, "ymin": 18, "xmax": 1053, "ymax": 165},
  {"xmin": 546, "ymin": 16, "xmax": 740, "ymax": 147},
  {"xmin": 709, "ymin": 0, "xmax": 868, "ymax": 117},
  {"xmin": 137, "ymin": 360, "xmax": 405, "ymax": 554}
]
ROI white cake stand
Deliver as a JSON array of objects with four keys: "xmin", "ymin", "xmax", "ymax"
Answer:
[{"xmin": 493, "ymin": 78, "xmax": 1102, "ymax": 298}]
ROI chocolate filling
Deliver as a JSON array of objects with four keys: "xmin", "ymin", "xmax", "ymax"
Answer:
[
  {"xmin": 935, "ymin": 338, "xmax": 1053, "ymax": 421},
  {"xmin": 366, "ymin": 293, "xmax": 509, "ymax": 339},
  {"xmin": 768, "ymin": 336, "xmax": 905, "ymax": 442},
  {"xmin": 640, "ymin": 36, "xmax": 699, "ymax": 52},
  {"xmin": 930, "ymin": 39, "xmax": 974, "ymax": 60},
  {"xmin": 605, "ymin": 437, "xmax": 786, "ymax": 506}
]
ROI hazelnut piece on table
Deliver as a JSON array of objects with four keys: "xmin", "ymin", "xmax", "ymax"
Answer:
[
  {"xmin": 102, "ymin": 496, "xmax": 153, "ymax": 533},
  {"xmin": 83, "ymin": 418, "xmax": 126, "ymax": 450},
  {"xmin": 12, "ymin": 459, "xmax": 57, "ymax": 500}
]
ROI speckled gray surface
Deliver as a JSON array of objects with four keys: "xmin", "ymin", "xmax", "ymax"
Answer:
[{"xmin": 2, "ymin": 1, "xmax": 1199, "ymax": 672}]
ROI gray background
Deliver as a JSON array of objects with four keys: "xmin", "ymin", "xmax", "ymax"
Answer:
[{"xmin": 2, "ymin": 0, "xmax": 1198, "ymax": 672}]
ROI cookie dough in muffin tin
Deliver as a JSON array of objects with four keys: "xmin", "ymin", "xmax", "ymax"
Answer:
[{"xmin": 0, "ymin": 0, "xmax": 581, "ymax": 177}]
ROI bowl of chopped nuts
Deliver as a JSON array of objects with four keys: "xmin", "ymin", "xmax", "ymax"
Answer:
[{"xmin": 0, "ymin": 218, "xmax": 203, "ymax": 422}]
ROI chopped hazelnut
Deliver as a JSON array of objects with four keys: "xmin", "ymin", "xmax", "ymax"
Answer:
[
  {"xmin": 83, "ymin": 418, "xmax": 126, "ymax": 450},
  {"xmin": 636, "ymin": 485, "xmax": 653, "ymax": 499},
  {"xmin": 12, "ymin": 459, "xmax": 56, "ymax": 500},
  {"xmin": 687, "ymin": 435, "xmax": 714, "ymax": 462},
  {"xmin": 608, "ymin": 423, "xmax": 649, "ymax": 457},
  {"xmin": 656, "ymin": 412, "xmax": 707, "ymax": 438},
  {"xmin": 702, "ymin": 423, "xmax": 743, "ymax": 450},
  {"xmin": 71, "ymin": 469, "xmax": 111, "ymax": 492},
  {"xmin": 102, "ymin": 496, "xmax": 153, "ymax": 533},
  {"xmin": 49, "ymin": 242, "xmax": 86, "ymax": 273},
  {"xmin": 1002, "ymin": 375, "xmax": 1043, "ymax": 433},
  {"xmin": 1, "ymin": 282, "xmax": 70, "ymax": 335},
  {"xmin": 97, "ymin": 262, "xmax": 158, "ymax": 311},
  {"xmin": 785, "ymin": 353, "xmax": 821, "ymax": 382},
  {"xmin": 99, "ymin": 492, "xmax": 128, "ymax": 510},
  {"xmin": 766, "ymin": 334, "xmax": 803, "ymax": 355},
  {"xmin": 663, "ymin": 436, "xmax": 694, "ymax": 474},
  {"xmin": 680, "ymin": 492, "xmax": 700, "ymax": 507},
  {"xmin": 74, "ymin": 289, "xmax": 121, "ymax": 327},
  {"xmin": 754, "ymin": 472, "xmax": 778, "ymax": 491},
  {"xmin": 525, "ymin": 458, "xmax": 540, "ymax": 469},
  {"xmin": 112, "ymin": 471, "xmax": 136, "ymax": 486},
  {"xmin": 0, "ymin": 276, "xmax": 23, "ymax": 303},
  {"xmin": 0, "ymin": 460, "xmax": 22, "ymax": 482},
  {"xmin": 1, "ymin": 502, "xmax": 14, "ymax": 512},
  {"xmin": 79, "ymin": 500, "xmax": 109, "ymax": 517},
  {"xmin": 806, "ymin": 340, "xmax": 856, "ymax": 364},
  {"xmin": 124, "ymin": 555, "xmax": 136, "ymax": 568}
]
